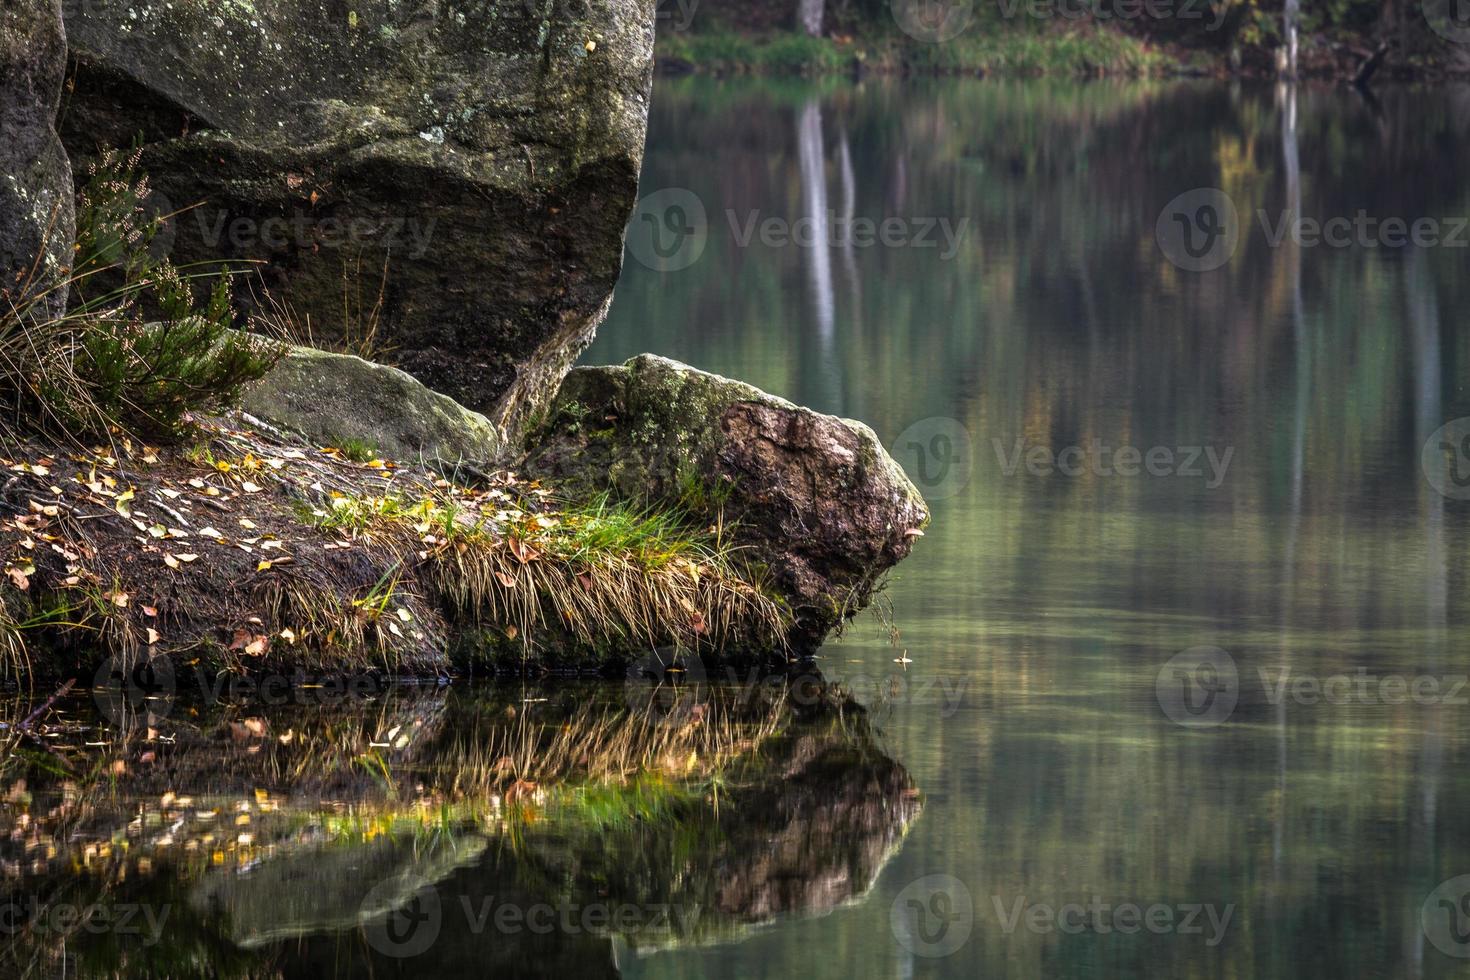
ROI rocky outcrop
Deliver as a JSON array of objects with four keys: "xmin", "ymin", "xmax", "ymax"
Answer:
[
  {"xmin": 59, "ymin": 0, "xmax": 657, "ymax": 443},
  {"xmin": 241, "ymin": 345, "xmax": 501, "ymax": 465},
  {"xmin": 0, "ymin": 0, "xmax": 73, "ymax": 321},
  {"xmin": 522, "ymin": 355, "xmax": 930, "ymax": 650}
]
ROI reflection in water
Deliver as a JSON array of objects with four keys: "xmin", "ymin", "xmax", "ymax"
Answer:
[
  {"xmin": 591, "ymin": 78, "xmax": 1470, "ymax": 979},
  {"xmin": 0, "ymin": 677, "xmax": 916, "ymax": 977}
]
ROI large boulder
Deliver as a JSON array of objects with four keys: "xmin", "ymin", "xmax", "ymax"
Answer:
[
  {"xmin": 59, "ymin": 0, "xmax": 656, "ymax": 443},
  {"xmin": 0, "ymin": 0, "xmax": 74, "ymax": 321},
  {"xmin": 522, "ymin": 355, "xmax": 930, "ymax": 650}
]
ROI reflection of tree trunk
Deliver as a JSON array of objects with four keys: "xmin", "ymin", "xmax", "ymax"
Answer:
[
  {"xmin": 836, "ymin": 128, "xmax": 862, "ymax": 329},
  {"xmin": 1274, "ymin": 81, "xmax": 1303, "ymax": 882},
  {"xmin": 797, "ymin": 0, "xmax": 823, "ymax": 36},
  {"xmin": 1405, "ymin": 247, "xmax": 1444, "ymax": 980},
  {"xmin": 796, "ymin": 99, "xmax": 841, "ymax": 411}
]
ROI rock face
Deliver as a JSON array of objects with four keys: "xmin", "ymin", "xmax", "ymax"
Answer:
[
  {"xmin": 59, "ymin": 0, "xmax": 657, "ymax": 443},
  {"xmin": 241, "ymin": 345, "xmax": 501, "ymax": 465},
  {"xmin": 523, "ymin": 355, "xmax": 929, "ymax": 650},
  {"xmin": 0, "ymin": 0, "xmax": 74, "ymax": 321}
]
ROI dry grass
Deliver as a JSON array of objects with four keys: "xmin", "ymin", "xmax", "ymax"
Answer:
[
  {"xmin": 301, "ymin": 484, "xmax": 791, "ymax": 661},
  {"xmin": 0, "ymin": 420, "xmax": 791, "ymax": 679}
]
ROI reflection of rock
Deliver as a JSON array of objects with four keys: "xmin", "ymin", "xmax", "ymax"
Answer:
[
  {"xmin": 0, "ymin": 0, "xmax": 74, "ymax": 321},
  {"xmin": 189, "ymin": 834, "xmax": 486, "ymax": 948},
  {"xmin": 0, "ymin": 679, "xmax": 917, "ymax": 973},
  {"xmin": 524, "ymin": 356, "xmax": 930, "ymax": 650},
  {"xmin": 60, "ymin": 0, "xmax": 656, "ymax": 442}
]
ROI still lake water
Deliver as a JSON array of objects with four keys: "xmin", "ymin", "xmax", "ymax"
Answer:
[
  {"xmin": 4, "ymin": 78, "xmax": 1470, "ymax": 978},
  {"xmin": 590, "ymin": 77, "xmax": 1470, "ymax": 978}
]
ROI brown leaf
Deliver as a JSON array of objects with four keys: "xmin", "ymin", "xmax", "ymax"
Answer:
[{"xmin": 507, "ymin": 536, "xmax": 540, "ymax": 564}]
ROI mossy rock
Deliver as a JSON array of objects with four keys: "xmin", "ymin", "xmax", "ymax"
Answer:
[{"xmin": 523, "ymin": 355, "xmax": 930, "ymax": 651}]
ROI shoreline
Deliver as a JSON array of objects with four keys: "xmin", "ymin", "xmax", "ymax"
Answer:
[{"xmin": 652, "ymin": 26, "xmax": 1470, "ymax": 83}]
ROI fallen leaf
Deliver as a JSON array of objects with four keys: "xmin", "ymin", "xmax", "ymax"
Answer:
[
  {"xmin": 146, "ymin": 628, "xmax": 160, "ymax": 645},
  {"xmin": 507, "ymin": 536, "xmax": 540, "ymax": 564},
  {"xmin": 6, "ymin": 566, "xmax": 30, "ymax": 591}
]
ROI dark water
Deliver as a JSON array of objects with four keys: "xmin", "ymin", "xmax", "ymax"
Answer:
[{"xmin": 6, "ymin": 78, "xmax": 1470, "ymax": 978}]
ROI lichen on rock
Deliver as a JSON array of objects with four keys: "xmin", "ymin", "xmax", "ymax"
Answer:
[
  {"xmin": 523, "ymin": 355, "xmax": 930, "ymax": 650},
  {"xmin": 0, "ymin": 0, "xmax": 74, "ymax": 321},
  {"xmin": 59, "ymin": 0, "xmax": 657, "ymax": 444}
]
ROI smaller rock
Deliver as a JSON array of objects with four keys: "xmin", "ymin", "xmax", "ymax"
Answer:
[
  {"xmin": 523, "ymin": 355, "xmax": 929, "ymax": 651},
  {"xmin": 241, "ymin": 346, "xmax": 501, "ymax": 465}
]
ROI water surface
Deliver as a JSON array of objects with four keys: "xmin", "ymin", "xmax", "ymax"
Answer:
[
  {"xmin": 6, "ymin": 77, "xmax": 1470, "ymax": 979},
  {"xmin": 590, "ymin": 76, "xmax": 1470, "ymax": 979}
]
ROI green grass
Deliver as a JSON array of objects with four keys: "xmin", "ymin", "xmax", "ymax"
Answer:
[{"xmin": 657, "ymin": 23, "xmax": 1173, "ymax": 78}]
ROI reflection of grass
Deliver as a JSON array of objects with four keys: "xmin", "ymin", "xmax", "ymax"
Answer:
[{"xmin": 0, "ymin": 683, "xmax": 792, "ymax": 881}]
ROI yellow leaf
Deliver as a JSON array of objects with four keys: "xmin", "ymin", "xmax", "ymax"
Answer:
[{"xmin": 257, "ymin": 559, "xmax": 272, "ymax": 572}]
